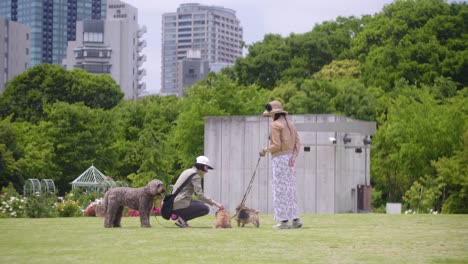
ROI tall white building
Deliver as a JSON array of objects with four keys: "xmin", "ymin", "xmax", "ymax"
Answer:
[
  {"xmin": 63, "ymin": 0, "xmax": 146, "ymax": 100},
  {"xmin": 161, "ymin": 3, "xmax": 243, "ymax": 96},
  {"xmin": 0, "ymin": 19, "xmax": 31, "ymax": 93}
]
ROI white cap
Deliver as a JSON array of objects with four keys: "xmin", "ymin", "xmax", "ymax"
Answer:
[{"xmin": 196, "ymin": 156, "xmax": 214, "ymax": 170}]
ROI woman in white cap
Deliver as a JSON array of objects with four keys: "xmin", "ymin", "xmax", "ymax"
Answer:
[
  {"xmin": 171, "ymin": 156, "xmax": 224, "ymax": 228},
  {"xmin": 260, "ymin": 100, "xmax": 303, "ymax": 229}
]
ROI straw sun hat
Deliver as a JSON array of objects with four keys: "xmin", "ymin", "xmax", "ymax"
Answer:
[{"xmin": 262, "ymin": 100, "xmax": 288, "ymax": 117}]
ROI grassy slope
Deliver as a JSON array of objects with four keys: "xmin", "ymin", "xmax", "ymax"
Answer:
[{"xmin": 0, "ymin": 214, "xmax": 467, "ymax": 264}]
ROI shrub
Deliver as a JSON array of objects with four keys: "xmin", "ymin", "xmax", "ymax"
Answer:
[
  {"xmin": 84, "ymin": 198, "xmax": 103, "ymax": 217},
  {"xmin": 25, "ymin": 192, "xmax": 57, "ymax": 218},
  {"xmin": 55, "ymin": 199, "xmax": 82, "ymax": 217},
  {"xmin": 0, "ymin": 184, "xmax": 27, "ymax": 218}
]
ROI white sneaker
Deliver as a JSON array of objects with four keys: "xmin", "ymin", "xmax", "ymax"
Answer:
[
  {"xmin": 292, "ymin": 219, "xmax": 303, "ymax": 228},
  {"xmin": 272, "ymin": 221, "xmax": 291, "ymax": 229}
]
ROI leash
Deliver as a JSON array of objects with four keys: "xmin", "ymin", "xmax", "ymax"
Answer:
[
  {"xmin": 153, "ymin": 214, "xmax": 175, "ymax": 228},
  {"xmin": 240, "ymin": 155, "xmax": 262, "ymax": 206},
  {"xmin": 232, "ymin": 155, "xmax": 262, "ymax": 219}
]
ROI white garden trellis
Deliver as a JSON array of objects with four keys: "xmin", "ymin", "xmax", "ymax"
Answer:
[
  {"xmin": 23, "ymin": 178, "xmax": 56, "ymax": 197},
  {"xmin": 41, "ymin": 179, "xmax": 56, "ymax": 194}
]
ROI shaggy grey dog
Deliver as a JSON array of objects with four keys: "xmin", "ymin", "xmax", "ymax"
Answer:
[{"xmin": 102, "ymin": 179, "xmax": 165, "ymax": 228}]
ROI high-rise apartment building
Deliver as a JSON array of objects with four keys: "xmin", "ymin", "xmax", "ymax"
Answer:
[
  {"xmin": 0, "ymin": 19, "xmax": 31, "ymax": 93},
  {"xmin": 0, "ymin": 0, "xmax": 106, "ymax": 67},
  {"xmin": 161, "ymin": 3, "xmax": 243, "ymax": 96},
  {"xmin": 63, "ymin": 0, "xmax": 146, "ymax": 100}
]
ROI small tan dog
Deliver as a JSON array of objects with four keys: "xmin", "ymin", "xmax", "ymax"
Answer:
[
  {"xmin": 235, "ymin": 204, "xmax": 260, "ymax": 228},
  {"xmin": 214, "ymin": 209, "xmax": 232, "ymax": 228}
]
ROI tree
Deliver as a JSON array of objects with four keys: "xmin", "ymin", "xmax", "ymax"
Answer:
[
  {"xmin": 0, "ymin": 117, "xmax": 21, "ymax": 191},
  {"xmin": 111, "ymin": 95, "xmax": 181, "ymax": 187},
  {"xmin": 0, "ymin": 64, "xmax": 123, "ymax": 123},
  {"xmin": 352, "ymin": 0, "xmax": 468, "ymax": 90},
  {"xmin": 171, "ymin": 73, "xmax": 267, "ymax": 171},
  {"xmin": 36, "ymin": 102, "xmax": 118, "ymax": 193},
  {"xmin": 371, "ymin": 84, "xmax": 466, "ymax": 203}
]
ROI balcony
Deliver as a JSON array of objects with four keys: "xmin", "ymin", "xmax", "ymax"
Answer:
[
  {"xmin": 138, "ymin": 40, "xmax": 146, "ymax": 52},
  {"xmin": 137, "ymin": 55, "xmax": 146, "ymax": 67},
  {"xmin": 138, "ymin": 25, "xmax": 147, "ymax": 38},
  {"xmin": 137, "ymin": 69, "xmax": 146, "ymax": 81}
]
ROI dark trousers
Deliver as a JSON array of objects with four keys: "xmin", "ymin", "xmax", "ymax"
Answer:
[{"xmin": 172, "ymin": 200, "xmax": 209, "ymax": 222}]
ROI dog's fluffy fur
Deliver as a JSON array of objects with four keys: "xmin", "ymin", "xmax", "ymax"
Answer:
[
  {"xmin": 100, "ymin": 179, "xmax": 165, "ymax": 228},
  {"xmin": 214, "ymin": 209, "xmax": 232, "ymax": 228},
  {"xmin": 235, "ymin": 204, "xmax": 260, "ymax": 228}
]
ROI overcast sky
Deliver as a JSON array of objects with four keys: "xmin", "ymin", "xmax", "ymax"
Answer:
[{"xmin": 122, "ymin": 0, "xmax": 395, "ymax": 95}]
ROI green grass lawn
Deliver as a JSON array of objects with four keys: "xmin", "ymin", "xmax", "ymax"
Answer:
[{"xmin": 0, "ymin": 214, "xmax": 467, "ymax": 264}]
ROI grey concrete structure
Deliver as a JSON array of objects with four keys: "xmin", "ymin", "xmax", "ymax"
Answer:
[
  {"xmin": 63, "ymin": 0, "xmax": 146, "ymax": 100},
  {"xmin": 204, "ymin": 114, "xmax": 376, "ymax": 214},
  {"xmin": 0, "ymin": 19, "xmax": 30, "ymax": 93},
  {"xmin": 161, "ymin": 3, "xmax": 243, "ymax": 96}
]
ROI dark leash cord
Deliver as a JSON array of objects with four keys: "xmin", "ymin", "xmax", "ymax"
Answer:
[
  {"xmin": 232, "ymin": 155, "xmax": 262, "ymax": 219},
  {"xmin": 153, "ymin": 214, "xmax": 176, "ymax": 228}
]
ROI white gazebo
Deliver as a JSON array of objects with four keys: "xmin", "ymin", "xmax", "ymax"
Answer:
[{"xmin": 70, "ymin": 165, "xmax": 127, "ymax": 192}]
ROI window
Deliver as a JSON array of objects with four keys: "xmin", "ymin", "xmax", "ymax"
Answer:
[
  {"xmin": 83, "ymin": 32, "xmax": 103, "ymax": 43},
  {"xmin": 178, "ymin": 21, "xmax": 192, "ymax": 27},
  {"xmin": 179, "ymin": 14, "xmax": 192, "ymax": 20}
]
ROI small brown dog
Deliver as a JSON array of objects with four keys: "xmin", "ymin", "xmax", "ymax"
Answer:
[
  {"xmin": 235, "ymin": 204, "xmax": 260, "ymax": 228},
  {"xmin": 214, "ymin": 209, "xmax": 232, "ymax": 228}
]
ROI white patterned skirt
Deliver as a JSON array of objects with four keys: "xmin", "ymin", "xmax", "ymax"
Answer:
[{"xmin": 271, "ymin": 153, "xmax": 299, "ymax": 222}]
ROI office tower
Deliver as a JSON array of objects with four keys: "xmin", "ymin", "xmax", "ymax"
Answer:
[
  {"xmin": 0, "ymin": 19, "xmax": 31, "ymax": 92},
  {"xmin": 177, "ymin": 50, "xmax": 209, "ymax": 96},
  {"xmin": 0, "ymin": 0, "xmax": 106, "ymax": 67},
  {"xmin": 161, "ymin": 3, "xmax": 243, "ymax": 96},
  {"xmin": 63, "ymin": 0, "xmax": 146, "ymax": 100}
]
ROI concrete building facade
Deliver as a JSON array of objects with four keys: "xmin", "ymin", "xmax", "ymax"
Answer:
[
  {"xmin": 63, "ymin": 0, "xmax": 146, "ymax": 100},
  {"xmin": 176, "ymin": 50, "xmax": 209, "ymax": 96},
  {"xmin": 161, "ymin": 3, "xmax": 243, "ymax": 96},
  {"xmin": 204, "ymin": 114, "xmax": 376, "ymax": 214},
  {"xmin": 0, "ymin": 19, "xmax": 30, "ymax": 93},
  {"xmin": 0, "ymin": 0, "xmax": 106, "ymax": 67}
]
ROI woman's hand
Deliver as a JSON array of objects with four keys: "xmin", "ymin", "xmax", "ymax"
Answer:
[
  {"xmin": 259, "ymin": 147, "xmax": 267, "ymax": 157},
  {"xmin": 215, "ymin": 202, "xmax": 225, "ymax": 210},
  {"xmin": 288, "ymin": 158, "xmax": 295, "ymax": 167}
]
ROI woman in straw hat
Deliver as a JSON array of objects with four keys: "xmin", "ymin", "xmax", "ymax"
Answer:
[{"xmin": 259, "ymin": 101, "xmax": 302, "ymax": 229}]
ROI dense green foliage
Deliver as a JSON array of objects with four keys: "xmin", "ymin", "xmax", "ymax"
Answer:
[
  {"xmin": 0, "ymin": 0, "xmax": 466, "ymax": 213},
  {"xmin": 0, "ymin": 64, "xmax": 123, "ymax": 123}
]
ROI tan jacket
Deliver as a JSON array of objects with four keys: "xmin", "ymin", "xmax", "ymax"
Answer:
[
  {"xmin": 172, "ymin": 167, "xmax": 215, "ymax": 210},
  {"xmin": 265, "ymin": 116, "xmax": 300, "ymax": 159}
]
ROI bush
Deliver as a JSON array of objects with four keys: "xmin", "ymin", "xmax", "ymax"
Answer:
[
  {"xmin": 25, "ymin": 193, "xmax": 57, "ymax": 218},
  {"xmin": 0, "ymin": 184, "xmax": 27, "ymax": 218},
  {"xmin": 67, "ymin": 190, "xmax": 102, "ymax": 210},
  {"xmin": 55, "ymin": 199, "xmax": 82, "ymax": 217},
  {"xmin": 84, "ymin": 198, "xmax": 103, "ymax": 217}
]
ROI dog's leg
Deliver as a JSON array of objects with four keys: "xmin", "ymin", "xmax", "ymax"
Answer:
[
  {"xmin": 139, "ymin": 207, "xmax": 151, "ymax": 228},
  {"xmin": 103, "ymin": 193, "xmax": 112, "ymax": 228},
  {"xmin": 106, "ymin": 204, "xmax": 118, "ymax": 228},
  {"xmin": 113, "ymin": 206, "xmax": 124, "ymax": 227}
]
